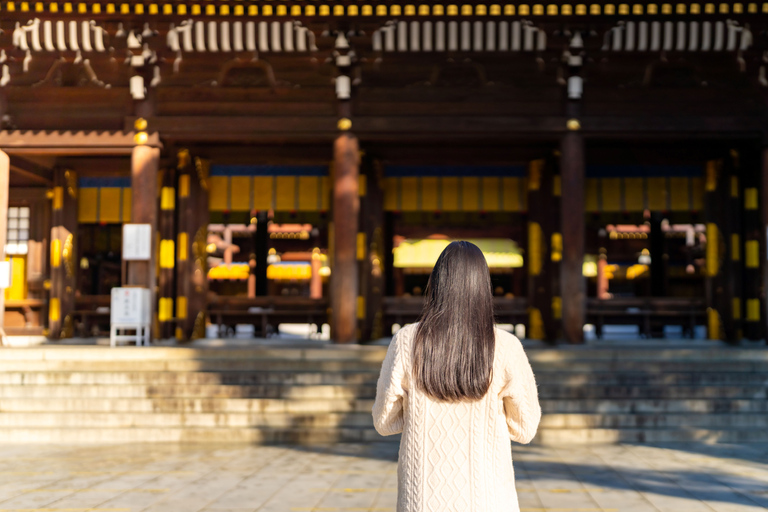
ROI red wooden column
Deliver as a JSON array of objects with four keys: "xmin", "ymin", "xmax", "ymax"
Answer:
[
  {"xmin": 127, "ymin": 145, "xmax": 159, "ymax": 338},
  {"xmin": 49, "ymin": 167, "xmax": 78, "ymax": 339},
  {"xmin": 175, "ymin": 152, "xmax": 210, "ymax": 341},
  {"xmin": 560, "ymin": 123, "xmax": 586, "ymax": 343},
  {"xmin": 332, "ymin": 132, "xmax": 360, "ymax": 343},
  {"xmin": 0, "ymin": 150, "xmax": 7, "ymax": 338}
]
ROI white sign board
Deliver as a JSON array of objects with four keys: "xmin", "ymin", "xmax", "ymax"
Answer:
[
  {"xmin": 122, "ymin": 224, "xmax": 152, "ymax": 261},
  {"xmin": 0, "ymin": 261, "xmax": 10, "ymax": 289},
  {"xmin": 110, "ymin": 287, "xmax": 151, "ymax": 325}
]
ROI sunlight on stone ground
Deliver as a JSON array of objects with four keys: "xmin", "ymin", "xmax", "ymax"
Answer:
[{"xmin": 0, "ymin": 443, "xmax": 766, "ymax": 512}]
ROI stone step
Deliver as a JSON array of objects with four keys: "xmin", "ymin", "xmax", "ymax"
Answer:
[
  {"xmin": 1, "ymin": 397, "xmax": 766, "ymax": 415},
  {"xmin": 0, "ymin": 346, "xmax": 389, "ymax": 362},
  {"xmin": 538, "ymin": 413, "xmax": 768, "ymax": 429},
  {"xmin": 533, "ymin": 427, "xmax": 768, "ymax": 444},
  {"xmin": 1, "ymin": 425, "xmax": 767, "ymax": 445},
  {"xmin": 0, "ymin": 359, "xmax": 387, "ymax": 373},
  {"xmin": 0, "ymin": 411, "xmax": 376, "ymax": 428},
  {"xmin": 3, "ymin": 345, "xmax": 768, "ymax": 361},
  {"xmin": 0, "ymin": 371, "xmax": 380, "ymax": 386},
  {"xmin": 538, "ymin": 385, "xmax": 768, "ymax": 399},
  {"xmin": 4, "ymin": 358, "xmax": 768, "ymax": 373},
  {"xmin": 540, "ymin": 398, "xmax": 768, "ymax": 414},
  {"xmin": 0, "ymin": 397, "xmax": 376, "ymax": 413},
  {"xmin": 1, "ymin": 410, "xmax": 765, "ymax": 430},
  {"xmin": 0, "ymin": 384, "xmax": 378, "ymax": 399},
  {"xmin": 2, "ymin": 382, "xmax": 766, "ymax": 400},
  {"xmin": 1, "ymin": 370, "xmax": 766, "ymax": 387},
  {"xmin": 0, "ymin": 426, "xmax": 386, "ymax": 444}
]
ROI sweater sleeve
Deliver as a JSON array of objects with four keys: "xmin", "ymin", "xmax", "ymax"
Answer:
[
  {"xmin": 501, "ymin": 337, "xmax": 541, "ymax": 444},
  {"xmin": 372, "ymin": 329, "xmax": 406, "ymax": 436}
]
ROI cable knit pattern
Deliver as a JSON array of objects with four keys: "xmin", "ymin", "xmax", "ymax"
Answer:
[{"xmin": 372, "ymin": 323, "xmax": 541, "ymax": 512}]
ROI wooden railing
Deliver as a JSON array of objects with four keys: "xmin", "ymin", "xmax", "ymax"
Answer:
[
  {"xmin": 586, "ymin": 297, "xmax": 707, "ymax": 339},
  {"xmin": 207, "ymin": 296, "xmax": 330, "ymax": 337}
]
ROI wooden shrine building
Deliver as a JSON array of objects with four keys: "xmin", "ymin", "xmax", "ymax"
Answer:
[{"xmin": 0, "ymin": 0, "xmax": 767, "ymax": 344}]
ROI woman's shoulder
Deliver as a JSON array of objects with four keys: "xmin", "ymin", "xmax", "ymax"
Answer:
[
  {"xmin": 394, "ymin": 322, "xmax": 419, "ymax": 345},
  {"xmin": 493, "ymin": 327, "xmax": 525, "ymax": 358}
]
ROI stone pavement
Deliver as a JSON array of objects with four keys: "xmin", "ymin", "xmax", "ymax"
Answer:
[{"xmin": 0, "ymin": 443, "xmax": 766, "ymax": 512}]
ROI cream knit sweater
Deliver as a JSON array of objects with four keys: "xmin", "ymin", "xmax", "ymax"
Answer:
[{"xmin": 372, "ymin": 323, "xmax": 541, "ymax": 512}]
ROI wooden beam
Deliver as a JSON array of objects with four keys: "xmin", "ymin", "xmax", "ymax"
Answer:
[
  {"xmin": 9, "ymin": 156, "xmax": 53, "ymax": 186},
  {"xmin": 131, "ymin": 115, "xmax": 764, "ymax": 143},
  {"xmin": 331, "ymin": 133, "xmax": 360, "ymax": 343}
]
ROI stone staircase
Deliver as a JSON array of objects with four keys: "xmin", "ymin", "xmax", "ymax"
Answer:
[{"xmin": 0, "ymin": 344, "xmax": 766, "ymax": 444}]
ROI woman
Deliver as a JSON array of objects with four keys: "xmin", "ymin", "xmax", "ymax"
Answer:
[{"xmin": 372, "ymin": 241, "xmax": 541, "ymax": 512}]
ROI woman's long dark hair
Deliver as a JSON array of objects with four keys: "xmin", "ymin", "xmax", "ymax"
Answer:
[{"xmin": 412, "ymin": 241, "xmax": 495, "ymax": 402}]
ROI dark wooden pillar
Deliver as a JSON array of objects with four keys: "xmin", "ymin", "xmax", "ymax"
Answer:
[
  {"xmin": 331, "ymin": 132, "xmax": 360, "ymax": 343},
  {"xmin": 0, "ymin": 151, "xmax": 7, "ymax": 337},
  {"xmin": 158, "ymin": 167, "xmax": 176, "ymax": 339},
  {"xmin": 359, "ymin": 157, "xmax": 386, "ymax": 342},
  {"xmin": 175, "ymin": 151, "xmax": 209, "ymax": 341},
  {"xmin": 761, "ymin": 145, "xmax": 768, "ymax": 343},
  {"xmin": 255, "ymin": 211, "xmax": 269, "ymax": 297},
  {"xmin": 49, "ymin": 168, "xmax": 78, "ymax": 339},
  {"xmin": 649, "ymin": 212, "xmax": 666, "ymax": 298},
  {"xmin": 705, "ymin": 157, "xmax": 744, "ymax": 343},
  {"xmin": 560, "ymin": 126, "xmax": 586, "ymax": 344},
  {"xmin": 741, "ymin": 149, "xmax": 762, "ymax": 341},
  {"xmin": 725, "ymin": 154, "xmax": 743, "ymax": 342},
  {"xmin": 527, "ymin": 158, "xmax": 560, "ymax": 342}
]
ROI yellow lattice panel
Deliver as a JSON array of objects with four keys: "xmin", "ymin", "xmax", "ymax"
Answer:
[
  {"xmin": 647, "ymin": 177, "xmax": 667, "ymax": 211},
  {"xmin": 624, "ymin": 178, "xmax": 644, "ymax": 211},
  {"xmin": 122, "ymin": 188, "xmax": 132, "ymax": 222},
  {"xmin": 208, "ymin": 176, "xmax": 229, "ymax": 211},
  {"xmin": 482, "ymin": 177, "xmax": 501, "ymax": 212},
  {"xmin": 669, "ymin": 177, "xmax": 690, "ymax": 211},
  {"xmin": 78, "ymin": 188, "xmax": 98, "ymax": 223},
  {"xmin": 601, "ymin": 178, "xmax": 621, "ymax": 212},
  {"xmin": 298, "ymin": 176, "xmax": 320, "ymax": 211},
  {"xmin": 585, "ymin": 178, "xmax": 599, "ymax": 212},
  {"xmin": 501, "ymin": 177, "xmax": 521, "ymax": 212},
  {"xmin": 99, "ymin": 187, "xmax": 122, "ymax": 223},
  {"xmin": 442, "ymin": 177, "xmax": 460, "ymax": 211},
  {"xmin": 400, "ymin": 177, "xmax": 419, "ymax": 211},
  {"xmin": 275, "ymin": 176, "xmax": 296, "ymax": 211},
  {"xmin": 461, "ymin": 177, "xmax": 480, "ymax": 211},
  {"xmin": 421, "ymin": 177, "xmax": 439, "ymax": 211},
  {"xmin": 384, "ymin": 178, "xmax": 399, "ymax": 211},
  {"xmin": 253, "ymin": 177, "xmax": 273, "ymax": 211},
  {"xmin": 230, "ymin": 176, "xmax": 251, "ymax": 211}
]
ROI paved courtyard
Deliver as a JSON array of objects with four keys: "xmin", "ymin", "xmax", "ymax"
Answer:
[{"xmin": 0, "ymin": 443, "xmax": 766, "ymax": 512}]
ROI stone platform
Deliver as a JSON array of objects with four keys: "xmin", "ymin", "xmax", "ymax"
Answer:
[{"xmin": 0, "ymin": 340, "xmax": 766, "ymax": 444}]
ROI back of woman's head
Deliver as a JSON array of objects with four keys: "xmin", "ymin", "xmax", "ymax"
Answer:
[{"xmin": 413, "ymin": 241, "xmax": 495, "ymax": 402}]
